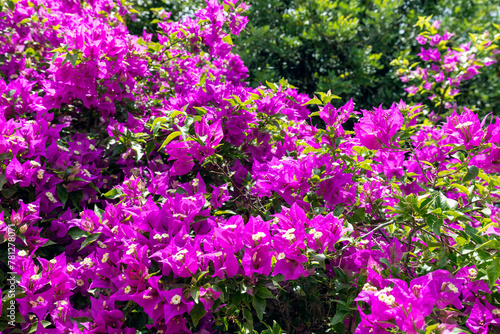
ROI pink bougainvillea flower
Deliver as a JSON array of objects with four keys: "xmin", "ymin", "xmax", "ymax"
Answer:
[
  {"xmin": 466, "ymin": 298, "xmax": 500, "ymax": 334},
  {"xmin": 354, "ymin": 104, "xmax": 404, "ymax": 150},
  {"xmin": 443, "ymin": 108, "xmax": 485, "ymax": 149}
]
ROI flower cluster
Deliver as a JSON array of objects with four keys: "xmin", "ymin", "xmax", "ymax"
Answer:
[{"xmin": 394, "ymin": 16, "xmax": 498, "ymax": 114}]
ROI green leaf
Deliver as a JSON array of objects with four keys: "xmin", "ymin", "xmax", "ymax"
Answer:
[
  {"xmin": 0, "ymin": 174, "xmax": 7, "ymax": 191},
  {"xmin": 425, "ymin": 324, "xmax": 439, "ymax": 334},
  {"xmin": 65, "ymin": 52, "xmax": 78, "ymax": 67},
  {"xmin": 252, "ymin": 295, "xmax": 266, "ymax": 321},
  {"xmin": 79, "ymin": 233, "xmax": 101, "ymax": 251},
  {"xmin": 190, "ymin": 286, "xmax": 200, "ymax": 304},
  {"xmin": 190, "ymin": 302, "xmax": 206, "ymax": 327},
  {"xmin": 302, "ymin": 98, "xmax": 322, "ymax": 106},
  {"xmin": 19, "ymin": 18, "xmax": 30, "ymax": 25},
  {"xmin": 464, "ymin": 225, "xmax": 484, "ymax": 245},
  {"xmin": 159, "ymin": 131, "xmax": 182, "ymax": 150},
  {"xmin": 256, "ymin": 286, "xmax": 275, "ymax": 300},
  {"xmin": 426, "ymin": 215, "xmax": 443, "ymax": 235},
  {"xmin": 330, "ymin": 310, "xmax": 348, "ymax": 326},
  {"xmin": 351, "ymin": 208, "xmax": 365, "ymax": 223},
  {"xmin": 272, "ymin": 320, "xmax": 282, "ymax": 334},
  {"xmin": 56, "ymin": 184, "xmax": 68, "ymax": 205},
  {"xmin": 463, "ymin": 166, "xmax": 479, "ymax": 182},
  {"xmin": 450, "ymin": 183, "xmax": 469, "ymax": 196},
  {"xmin": 170, "ymin": 110, "xmax": 185, "ymax": 119},
  {"xmin": 476, "ymin": 239, "xmax": 500, "ymax": 251},
  {"xmin": 50, "ymin": 47, "xmax": 65, "ymax": 53},
  {"xmin": 94, "ymin": 205, "xmax": 104, "ymax": 219},
  {"xmin": 103, "ymin": 188, "xmax": 123, "ymax": 199},
  {"xmin": 214, "ymin": 210, "xmax": 237, "ymax": 216},
  {"xmin": 222, "ymin": 35, "xmax": 233, "ymax": 45},
  {"xmin": 111, "ymin": 143, "xmax": 124, "ymax": 157},
  {"xmin": 266, "ymin": 81, "xmax": 277, "ymax": 90},
  {"xmin": 317, "ymin": 91, "xmax": 341, "ymax": 102},
  {"xmin": 487, "ymin": 258, "xmax": 500, "ymax": 286},
  {"xmin": 436, "ymin": 192, "xmax": 458, "ymax": 211},
  {"xmin": 145, "ymin": 141, "xmax": 156, "ymax": 159},
  {"xmin": 2, "ymin": 186, "xmax": 17, "ymax": 199},
  {"xmin": 333, "ymin": 205, "xmax": 344, "ymax": 217},
  {"xmin": 312, "ymin": 253, "xmax": 326, "ymax": 270},
  {"xmin": 242, "ymin": 307, "xmax": 253, "ymax": 324},
  {"xmin": 68, "ymin": 190, "xmax": 84, "ymax": 211},
  {"xmin": 67, "ymin": 227, "xmax": 89, "ymax": 240},
  {"xmin": 151, "ymin": 116, "xmax": 166, "ymax": 131},
  {"xmin": 379, "ymin": 257, "xmax": 391, "ymax": 267}
]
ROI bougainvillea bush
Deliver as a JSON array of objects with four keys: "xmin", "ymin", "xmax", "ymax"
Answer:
[{"xmin": 2, "ymin": 0, "xmax": 500, "ymax": 333}]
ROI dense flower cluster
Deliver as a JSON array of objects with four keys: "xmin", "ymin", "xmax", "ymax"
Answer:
[
  {"xmin": 394, "ymin": 16, "xmax": 498, "ymax": 114},
  {"xmin": 1, "ymin": 0, "xmax": 500, "ymax": 333}
]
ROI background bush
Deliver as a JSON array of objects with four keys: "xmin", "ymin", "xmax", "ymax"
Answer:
[{"xmin": 127, "ymin": 0, "xmax": 500, "ymax": 113}]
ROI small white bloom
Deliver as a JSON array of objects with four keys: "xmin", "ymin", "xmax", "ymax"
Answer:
[
  {"xmin": 170, "ymin": 294, "xmax": 182, "ymax": 305},
  {"xmin": 45, "ymin": 192, "xmax": 57, "ymax": 203},
  {"xmin": 362, "ymin": 283, "xmax": 378, "ymax": 292},
  {"xmin": 126, "ymin": 244, "xmax": 136, "ymax": 255},
  {"xmin": 447, "ymin": 283, "xmax": 458, "ymax": 294},
  {"xmin": 173, "ymin": 252, "xmax": 185, "ymax": 261},
  {"xmin": 252, "ymin": 232, "xmax": 266, "ymax": 241},
  {"xmin": 82, "ymin": 257, "xmax": 94, "ymax": 268},
  {"xmin": 455, "ymin": 121, "xmax": 473, "ymax": 129},
  {"xmin": 101, "ymin": 253, "xmax": 109, "ymax": 263}
]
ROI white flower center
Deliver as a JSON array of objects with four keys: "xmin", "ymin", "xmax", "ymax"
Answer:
[
  {"xmin": 170, "ymin": 294, "xmax": 182, "ymax": 305},
  {"xmin": 455, "ymin": 121, "xmax": 473, "ymax": 129},
  {"xmin": 252, "ymin": 232, "xmax": 266, "ymax": 241},
  {"xmin": 362, "ymin": 283, "xmax": 378, "ymax": 292},
  {"xmin": 102, "ymin": 253, "xmax": 109, "ymax": 263}
]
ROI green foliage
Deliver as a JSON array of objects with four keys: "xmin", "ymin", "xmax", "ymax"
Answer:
[
  {"xmin": 126, "ymin": 0, "xmax": 500, "ymax": 113},
  {"xmin": 236, "ymin": 0, "xmax": 500, "ymax": 112}
]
